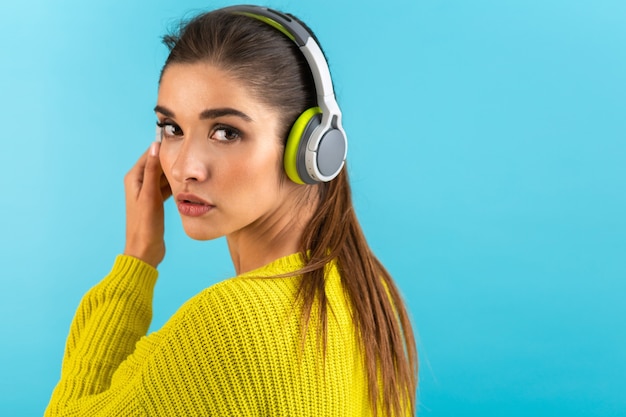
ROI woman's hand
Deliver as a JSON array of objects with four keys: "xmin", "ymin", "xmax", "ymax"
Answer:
[{"xmin": 123, "ymin": 142, "xmax": 172, "ymax": 268}]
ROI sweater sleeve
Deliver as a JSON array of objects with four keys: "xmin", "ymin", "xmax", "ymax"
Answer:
[{"xmin": 45, "ymin": 255, "xmax": 158, "ymax": 417}]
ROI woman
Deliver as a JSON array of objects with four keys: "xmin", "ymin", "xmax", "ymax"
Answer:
[{"xmin": 46, "ymin": 5, "xmax": 417, "ymax": 416}]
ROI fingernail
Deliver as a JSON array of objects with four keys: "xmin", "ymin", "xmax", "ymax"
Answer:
[{"xmin": 150, "ymin": 141, "xmax": 159, "ymax": 157}]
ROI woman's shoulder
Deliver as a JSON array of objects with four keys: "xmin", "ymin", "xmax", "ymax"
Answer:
[
  {"xmin": 200, "ymin": 271, "xmax": 300, "ymax": 316},
  {"xmin": 212, "ymin": 251, "xmax": 304, "ymax": 293},
  {"xmin": 163, "ymin": 252, "xmax": 345, "ymax": 336},
  {"xmin": 203, "ymin": 252, "xmax": 344, "ymax": 311},
  {"xmin": 187, "ymin": 253, "xmax": 307, "ymax": 323}
]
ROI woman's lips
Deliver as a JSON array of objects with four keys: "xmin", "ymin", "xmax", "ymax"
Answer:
[{"xmin": 176, "ymin": 193, "xmax": 214, "ymax": 217}]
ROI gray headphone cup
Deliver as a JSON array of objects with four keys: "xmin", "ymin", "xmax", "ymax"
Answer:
[{"xmin": 317, "ymin": 129, "xmax": 346, "ymax": 178}]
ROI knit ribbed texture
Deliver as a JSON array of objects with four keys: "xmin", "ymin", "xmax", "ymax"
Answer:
[{"xmin": 45, "ymin": 254, "xmax": 370, "ymax": 416}]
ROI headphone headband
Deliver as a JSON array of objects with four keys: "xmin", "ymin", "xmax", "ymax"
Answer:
[{"xmin": 222, "ymin": 6, "xmax": 336, "ymax": 100}]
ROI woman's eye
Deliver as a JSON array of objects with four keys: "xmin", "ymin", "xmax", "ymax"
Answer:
[
  {"xmin": 212, "ymin": 126, "xmax": 241, "ymax": 142},
  {"xmin": 157, "ymin": 122, "xmax": 183, "ymax": 139}
]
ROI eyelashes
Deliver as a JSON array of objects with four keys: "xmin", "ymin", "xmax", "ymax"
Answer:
[
  {"xmin": 155, "ymin": 121, "xmax": 242, "ymax": 142},
  {"xmin": 212, "ymin": 125, "xmax": 241, "ymax": 142},
  {"xmin": 156, "ymin": 121, "xmax": 183, "ymax": 139}
]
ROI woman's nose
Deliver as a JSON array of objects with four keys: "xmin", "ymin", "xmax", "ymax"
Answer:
[{"xmin": 170, "ymin": 136, "xmax": 210, "ymax": 183}]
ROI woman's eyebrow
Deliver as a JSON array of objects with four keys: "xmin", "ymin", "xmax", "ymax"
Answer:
[
  {"xmin": 154, "ymin": 105, "xmax": 253, "ymax": 122},
  {"xmin": 154, "ymin": 105, "xmax": 175, "ymax": 117},
  {"xmin": 200, "ymin": 108, "xmax": 253, "ymax": 122}
]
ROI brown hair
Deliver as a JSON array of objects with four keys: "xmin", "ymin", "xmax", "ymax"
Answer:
[{"xmin": 162, "ymin": 9, "xmax": 417, "ymax": 416}]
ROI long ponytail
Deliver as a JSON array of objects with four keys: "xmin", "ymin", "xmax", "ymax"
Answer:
[{"xmin": 297, "ymin": 168, "xmax": 418, "ymax": 416}]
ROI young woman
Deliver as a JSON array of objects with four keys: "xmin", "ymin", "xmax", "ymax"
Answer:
[{"xmin": 46, "ymin": 5, "xmax": 417, "ymax": 416}]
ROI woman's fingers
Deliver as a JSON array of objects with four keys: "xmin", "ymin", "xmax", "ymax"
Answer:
[
  {"xmin": 123, "ymin": 143, "xmax": 169, "ymax": 268},
  {"xmin": 124, "ymin": 151, "xmax": 148, "ymax": 199},
  {"xmin": 140, "ymin": 142, "xmax": 165, "ymax": 201}
]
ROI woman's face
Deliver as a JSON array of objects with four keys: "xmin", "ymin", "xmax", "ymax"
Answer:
[{"xmin": 156, "ymin": 62, "xmax": 301, "ymax": 242}]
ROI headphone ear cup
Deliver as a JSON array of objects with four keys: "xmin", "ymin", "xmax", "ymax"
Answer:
[
  {"xmin": 315, "ymin": 127, "xmax": 346, "ymax": 179},
  {"xmin": 284, "ymin": 107, "xmax": 322, "ymax": 184}
]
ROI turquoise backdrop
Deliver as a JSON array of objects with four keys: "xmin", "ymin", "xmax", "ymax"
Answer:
[{"xmin": 1, "ymin": 0, "xmax": 624, "ymax": 415}]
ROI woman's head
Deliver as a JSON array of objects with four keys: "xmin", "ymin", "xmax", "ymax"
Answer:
[{"xmin": 155, "ymin": 8, "xmax": 327, "ymax": 254}]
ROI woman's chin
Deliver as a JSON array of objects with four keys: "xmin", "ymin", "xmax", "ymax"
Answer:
[{"xmin": 181, "ymin": 225, "xmax": 223, "ymax": 241}]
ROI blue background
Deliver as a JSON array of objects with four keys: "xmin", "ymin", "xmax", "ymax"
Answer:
[{"xmin": 1, "ymin": 0, "xmax": 624, "ymax": 415}]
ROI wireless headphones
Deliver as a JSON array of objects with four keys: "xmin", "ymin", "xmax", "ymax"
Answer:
[{"xmin": 221, "ymin": 5, "xmax": 348, "ymax": 184}]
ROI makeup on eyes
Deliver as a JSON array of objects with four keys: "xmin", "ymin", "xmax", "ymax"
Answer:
[{"xmin": 155, "ymin": 120, "xmax": 244, "ymax": 143}]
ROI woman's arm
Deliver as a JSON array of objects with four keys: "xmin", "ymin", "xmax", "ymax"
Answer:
[
  {"xmin": 46, "ymin": 143, "xmax": 171, "ymax": 415},
  {"xmin": 45, "ymin": 256, "xmax": 157, "ymax": 416}
]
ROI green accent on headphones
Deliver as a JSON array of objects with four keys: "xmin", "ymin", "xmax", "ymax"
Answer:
[
  {"xmin": 235, "ymin": 12, "xmax": 296, "ymax": 42},
  {"xmin": 284, "ymin": 107, "xmax": 322, "ymax": 184}
]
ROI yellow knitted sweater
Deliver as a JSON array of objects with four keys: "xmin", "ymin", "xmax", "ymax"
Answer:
[{"xmin": 46, "ymin": 253, "xmax": 370, "ymax": 416}]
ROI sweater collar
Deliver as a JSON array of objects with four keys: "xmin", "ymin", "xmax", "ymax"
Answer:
[{"xmin": 236, "ymin": 252, "xmax": 305, "ymax": 279}]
